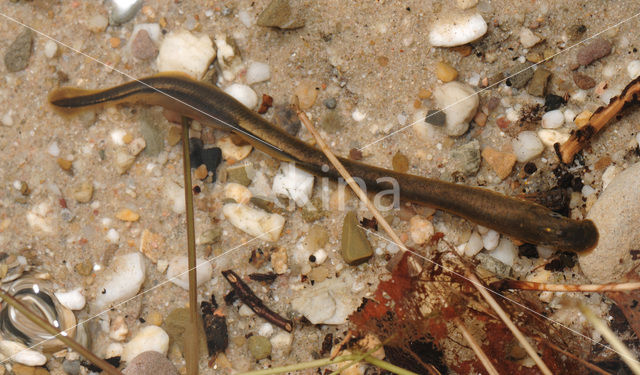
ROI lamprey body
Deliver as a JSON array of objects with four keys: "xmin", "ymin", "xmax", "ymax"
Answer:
[{"xmin": 49, "ymin": 73, "xmax": 598, "ymax": 252}]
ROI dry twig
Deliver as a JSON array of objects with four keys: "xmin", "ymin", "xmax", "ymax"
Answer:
[{"xmin": 492, "ymin": 279, "xmax": 640, "ymax": 292}]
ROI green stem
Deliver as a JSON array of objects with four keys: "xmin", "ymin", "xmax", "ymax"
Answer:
[
  {"xmin": 330, "ymin": 337, "xmax": 387, "ymax": 375},
  {"xmin": 237, "ymin": 355, "xmax": 356, "ymax": 375},
  {"xmin": 0, "ymin": 289, "xmax": 122, "ymax": 375},
  {"xmin": 363, "ymin": 356, "xmax": 419, "ymax": 375},
  {"xmin": 182, "ymin": 117, "xmax": 200, "ymax": 375}
]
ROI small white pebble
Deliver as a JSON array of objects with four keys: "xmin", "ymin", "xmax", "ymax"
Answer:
[
  {"xmin": 505, "ymin": 107, "xmax": 520, "ymax": 122},
  {"xmin": 538, "ymin": 129, "xmax": 569, "ymax": 148},
  {"xmin": 537, "ymin": 246, "xmax": 554, "ymax": 259},
  {"xmin": 47, "ymin": 141, "xmax": 60, "ymax": 157},
  {"xmin": 571, "ymin": 90, "xmax": 587, "ymax": 102},
  {"xmin": 224, "ymin": 84, "xmax": 258, "ymax": 109},
  {"xmin": 541, "ymin": 110, "xmax": 564, "ymax": 129},
  {"xmin": 246, "ymin": 61, "xmax": 271, "ymax": 84},
  {"xmin": 157, "ymin": 30, "xmax": 215, "ymax": 78},
  {"xmin": 106, "ymin": 228, "xmax": 120, "ymax": 243},
  {"xmin": 352, "ymin": 109, "xmax": 367, "ymax": 122},
  {"xmin": 239, "ymin": 304, "xmax": 255, "ymax": 317},
  {"xmin": 409, "ymin": 215, "xmax": 434, "ymax": 245},
  {"xmin": 105, "ymin": 343, "xmax": 124, "ymax": 358},
  {"xmin": 270, "ymin": 332, "xmax": 293, "ymax": 351},
  {"xmin": 258, "ymin": 323, "xmax": 274, "ymax": 337},
  {"xmin": 386, "ymin": 243, "xmax": 400, "ymax": 254},
  {"xmin": 477, "ymin": 225, "xmax": 489, "ymax": 235},
  {"xmin": 44, "ymin": 40, "xmax": 58, "ymax": 58},
  {"xmin": 54, "ymin": 288, "xmax": 86, "ymax": 310},
  {"xmin": 312, "ymin": 249, "xmax": 328, "ymax": 265},
  {"xmin": 581, "ymin": 185, "xmax": 596, "ymax": 197},
  {"xmin": 487, "ymin": 238, "xmax": 516, "ymax": 267},
  {"xmin": 600, "ymin": 88, "xmax": 619, "ymax": 105},
  {"xmin": 564, "ymin": 109, "xmax": 576, "ymax": 124},
  {"xmin": 512, "ymin": 131, "xmax": 544, "ymax": 162},
  {"xmin": 519, "ymin": 28, "xmax": 541, "ymax": 48},
  {"xmin": 602, "ymin": 64, "xmax": 617, "ymax": 79},
  {"xmin": 627, "ymin": 60, "xmax": 640, "ymax": 79},
  {"xmin": 429, "ymin": 13, "xmax": 487, "ymax": 47},
  {"xmin": 482, "ymin": 229, "xmax": 500, "ymax": 251},
  {"xmin": 1, "ymin": 110, "xmax": 13, "ymax": 127},
  {"xmin": 224, "ymin": 182, "xmax": 252, "ymax": 204},
  {"xmin": 464, "ymin": 230, "xmax": 484, "ymax": 257}
]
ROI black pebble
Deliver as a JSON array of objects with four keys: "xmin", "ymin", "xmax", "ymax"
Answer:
[
  {"xmin": 189, "ymin": 138, "xmax": 222, "ymax": 182},
  {"xmin": 523, "ymin": 162, "xmax": 537, "ymax": 175},
  {"xmin": 544, "ymin": 94, "xmax": 566, "ymax": 111},
  {"xmin": 425, "ymin": 109, "xmax": 446, "ymax": 126},
  {"xmin": 518, "ymin": 243, "xmax": 538, "ymax": 258}
]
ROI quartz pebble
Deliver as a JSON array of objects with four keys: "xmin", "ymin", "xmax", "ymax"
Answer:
[
  {"xmin": 272, "ymin": 164, "xmax": 315, "ymax": 206},
  {"xmin": 130, "ymin": 30, "xmax": 158, "ymax": 60},
  {"xmin": 576, "ymin": 38, "xmax": 612, "ymax": 66},
  {"xmin": 224, "ymin": 182, "xmax": 252, "ymax": 204},
  {"xmin": 512, "ymin": 131, "xmax": 544, "ymax": 162},
  {"xmin": 224, "ymin": 84, "xmax": 258, "ymax": 109},
  {"xmin": 157, "ymin": 31, "xmax": 215, "ymax": 78},
  {"xmin": 464, "ymin": 230, "xmax": 484, "ymax": 257},
  {"xmin": 271, "ymin": 247, "xmax": 288, "ymax": 274},
  {"xmin": 43, "ymin": 40, "xmax": 58, "ymax": 59},
  {"xmin": 541, "ymin": 110, "xmax": 564, "ymax": 129},
  {"xmin": 92, "ymin": 253, "xmax": 146, "ymax": 311},
  {"xmin": 486, "ymin": 238, "xmax": 517, "ymax": 267},
  {"xmin": 519, "ymin": 28, "xmax": 542, "ymax": 48},
  {"xmin": 223, "ymin": 203, "xmax": 285, "ymax": 242},
  {"xmin": 110, "ymin": 315, "xmax": 129, "ymax": 341},
  {"xmin": 579, "ymin": 162, "xmax": 640, "ymax": 283},
  {"xmin": 627, "ymin": 60, "xmax": 640, "ymax": 79},
  {"xmin": 481, "ymin": 147, "xmax": 516, "ymax": 180},
  {"xmin": 450, "ymin": 139, "xmax": 481, "ymax": 176},
  {"xmin": 218, "ymin": 137, "xmax": 252, "ymax": 161},
  {"xmin": 166, "ymin": 256, "xmax": 212, "ymax": 290},
  {"xmin": 409, "ymin": 216, "xmax": 434, "ymax": 245},
  {"xmin": 4, "ymin": 29, "xmax": 33, "ymax": 72},
  {"xmin": 482, "ymin": 229, "xmax": 499, "ymax": 251},
  {"xmin": 123, "ymin": 351, "xmax": 178, "ymax": 375},
  {"xmin": 246, "ymin": 62, "xmax": 271, "ymax": 84},
  {"xmin": 538, "ymin": 129, "xmax": 569, "ymax": 148},
  {"xmin": 455, "ymin": 0, "xmax": 478, "ymax": 9},
  {"xmin": 164, "ymin": 181, "xmax": 185, "ymax": 214},
  {"xmin": 115, "ymin": 150, "xmax": 136, "ymax": 174},
  {"xmin": 433, "ymin": 81, "xmax": 479, "ymax": 136},
  {"xmin": 122, "ymin": 326, "xmax": 170, "ymax": 362},
  {"xmin": 72, "ymin": 181, "xmax": 93, "ymax": 203},
  {"xmin": 54, "ymin": 288, "xmax": 86, "ymax": 311},
  {"xmin": 0, "ymin": 340, "xmax": 46, "ymax": 366},
  {"xmin": 108, "ymin": 0, "xmax": 143, "ymax": 24},
  {"xmin": 429, "ymin": 13, "xmax": 487, "ymax": 47}
]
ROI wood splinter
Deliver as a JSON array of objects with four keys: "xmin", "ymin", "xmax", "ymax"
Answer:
[
  {"xmin": 491, "ymin": 279, "xmax": 640, "ymax": 292},
  {"xmin": 556, "ymin": 76, "xmax": 640, "ymax": 164},
  {"xmin": 222, "ymin": 269, "xmax": 293, "ymax": 332}
]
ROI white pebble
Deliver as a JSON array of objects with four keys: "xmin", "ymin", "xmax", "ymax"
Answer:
[
  {"xmin": 92, "ymin": 253, "xmax": 145, "ymax": 312},
  {"xmin": 166, "ymin": 256, "xmax": 213, "ymax": 290},
  {"xmin": 312, "ymin": 249, "xmax": 328, "ymax": 265},
  {"xmin": 272, "ymin": 163, "xmax": 315, "ymax": 206},
  {"xmin": 109, "ymin": 315, "xmax": 129, "ymax": 341},
  {"xmin": 110, "ymin": 129, "xmax": 127, "ymax": 145},
  {"xmin": 487, "ymin": 238, "xmax": 517, "ymax": 267},
  {"xmin": 600, "ymin": 88, "xmax": 620, "ymax": 105},
  {"xmin": 477, "ymin": 225, "xmax": 489, "ymax": 235},
  {"xmin": 224, "ymin": 84, "xmax": 258, "ymax": 109},
  {"xmin": 352, "ymin": 109, "xmax": 367, "ymax": 122},
  {"xmin": 223, "ymin": 203, "xmax": 285, "ymax": 242},
  {"xmin": 1, "ymin": 110, "xmax": 13, "ymax": 127},
  {"xmin": 627, "ymin": 60, "xmax": 640, "ymax": 79},
  {"xmin": 571, "ymin": 90, "xmax": 587, "ymax": 102},
  {"xmin": 44, "ymin": 40, "xmax": 58, "ymax": 58},
  {"xmin": 258, "ymin": 323, "xmax": 274, "ymax": 337},
  {"xmin": 519, "ymin": 28, "xmax": 541, "ymax": 48},
  {"xmin": 54, "ymin": 288, "xmax": 86, "ymax": 310},
  {"xmin": 224, "ymin": 182, "xmax": 252, "ymax": 204},
  {"xmin": 156, "ymin": 30, "xmax": 215, "ymax": 78},
  {"xmin": 218, "ymin": 136, "xmax": 253, "ymax": 161},
  {"xmin": 433, "ymin": 81, "xmax": 479, "ymax": 136},
  {"xmin": 164, "ymin": 181, "xmax": 185, "ymax": 214},
  {"xmin": 564, "ymin": 109, "xmax": 576, "ymax": 124},
  {"xmin": 129, "ymin": 23, "xmax": 162, "ymax": 45},
  {"xmin": 541, "ymin": 110, "xmax": 564, "ymax": 129},
  {"xmin": 455, "ymin": 0, "xmax": 478, "ymax": 9},
  {"xmin": 106, "ymin": 228, "xmax": 120, "ymax": 244},
  {"xmin": 464, "ymin": 230, "xmax": 484, "ymax": 257},
  {"xmin": 238, "ymin": 10, "xmax": 254, "ymax": 27},
  {"xmin": 538, "ymin": 129, "xmax": 570, "ymax": 148},
  {"xmin": 47, "ymin": 141, "xmax": 60, "ymax": 157},
  {"xmin": 429, "ymin": 13, "xmax": 487, "ymax": 47},
  {"xmin": 246, "ymin": 61, "xmax": 271, "ymax": 84},
  {"xmin": 0, "ymin": 340, "xmax": 47, "ymax": 366},
  {"xmin": 270, "ymin": 332, "xmax": 293, "ymax": 351},
  {"xmin": 122, "ymin": 325, "xmax": 169, "ymax": 362},
  {"xmin": 86, "ymin": 14, "xmax": 108, "ymax": 32},
  {"xmin": 537, "ymin": 245, "xmax": 554, "ymax": 259},
  {"xmin": 482, "ymin": 229, "xmax": 500, "ymax": 251},
  {"xmin": 505, "ymin": 107, "xmax": 520, "ymax": 122},
  {"xmin": 409, "ymin": 215, "xmax": 434, "ymax": 245},
  {"xmin": 239, "ymin": 304, "xmax": 255, "ymax": 317},
  {"xmin": 602, "ymin": 63, "xmax": 617, "ymax": 79},
  {"xmin": 582, "ymin": 185, "xmax": 596, "ymax": 197},
  {"xmin": 512, "ymin": 131, "xmax": 544, "ymax": 162},
  {"xmin": 105, "ymin": 342, "xmax": 124, "ymax": 358},
  {"xmin": 128, "ymin": 137, "xmax": 146, "ymax": 156}
]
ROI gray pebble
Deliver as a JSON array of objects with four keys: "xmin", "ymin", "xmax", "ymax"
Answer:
[
  {"xmin": 323, "ymin": 97, "xmax": 337, "ymax": 109},
  {"xmin": 109, "ymin": 0, "xmax": 144, "ymax": 25},
  {"xmin": 257, "ymin": 0, "xmax": 305, "ymax": 29},
  {"xmin": 4, "ymin": 29, "xmax": 33, "ymax": 72},
  {"xmin": 476, "ymin": 252, "xmax": 510, "ymax": 278},
  {"xmin": 138, "ymin": 110, "xmax": 164, "ymax": 156},
  {"xmin": 123, "ymin": 351, "xmax": 178, "ymax": 375},
  {"xmin": 576, "ymin": 37, "xmax": 612, "ymax": 66},
  {"xmin": 425, "ymin": 109, "xmax": 446, "ymax": 126},
  {"xmin": 507, "ymin": 62, "xmax": 534, "ymax": 89},
  {"xmin": 449, "ymin": 139, "xmax": 481, "ymax": 177}
]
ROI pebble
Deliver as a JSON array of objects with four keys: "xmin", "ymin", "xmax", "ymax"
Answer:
[
  {"xmin": 391, "ymin": 152, "xmax": 409, "ymax": 173},
  {"xmin": 4, "ymin": 29, "xmax": 33, "ymax": 72},
  {"xmin": 627, "ymin": 60, "xmax": 640, "ymax": 79},
  {"xmin": 246, "ymin": 62, "xmax": 271, "ymax": 84},
  {"xmin": 519, "ymin": 28, "xmax": 542, "ymax": 48},
  {"xmin": 109, "ymin": 0, "xmax": 144, "ymax": 25},
  {"xmin": 429, "ymin": 13, "xmax": 487, "ymax": 47},
  {"xmin": 87, "ymin": 14, "xmax": 109, "ymax": 32},
  {"xmin": 323, "ymin": 98, "xmax": 337, "ymax": 109},
  {"xmin": 11, "ymin": 364, "xmax": 48, "ymax": 375},
  {"xmin": 576, "ymin": 38, "xmax": 612, "ymax": 66},
  {"xmin": 291, "ymin": 273, "xmax": 362, "ymax": 324},
  {"xmin": 115, "ymin": 150, "xmax": 136, "ymax": 174},
  {"xmin": 481, "ymin": 147, "xmax": 516, "ymax": 180},
  {"xmin": 258, "ymin": 323, "xmax": 274, "ymax": 338},
  {"xmin": 601, "ymin": 165, "xmax": 619, "ymax": 190},
  {"xmin": 579, "ymin": 162, "xmax": 640, "ymax": 283},
  {"xmin": 62, "ymin": 359, "xmax": 81, "ymax": 375},
  {"xmin": 455, "ymin": 0, "xmax": 478, "ymax": 9},
  {"xmin": 449, "ymin": 139, "xmax": 481, "ymax": 176},
  {"xmin": 218, "ymin": 137, "xmax": 252, "ymax": 162},
  {"xmin": 166, "ymin": 256, "xmax": 213, "ymax": 290},
  {"xmin": 72, "ymin": 181, "xmax": 93, "ymax": 203},
  {"xmin": 527, "ymin": 68, "xmax": 551, "ymax": 97},
  {"xmin": 123, "ymin": 351, "xmax": 178, "ymax": 375},
  {"xmin": 507, "ymin": 62, "xmax": 534, "ymax": 89},
  {"xmin": 256, "ymin": 0, "xmax": 305, "ymax": 29},
  {"xmin": 433, "ymin": 81, "xmax": 479, "ymax": 136},
  {"xmin": 224, "ymin": 84, "xmax": 258, "ymax": 109},
  {"xmin": 341, "ymin": 211, "xmax": 373, "ymax": 266},
  {"xmin": 116, "ymin": 208, "xmax": 140, "ymax": 222},
  {"xmin": 312, "ymin": 249, "xmax": 328, "ymax": 265},
  {"xmin": 294, "ymin": 80, "xmax": 319, "ymax": 110},
  {"xmin": 215, "ymin": 35, "xmax": 243, "ymax": 81},
  {"xmin": 224, "ymin": 182, "xmax": 252, "ymax": 204},
  {"xmin": 512, "ymin": 131, "xmax": 544, "ymax": 162},
  {"xmin": 43, "ymin": 40, "xmax": 57, "ymax": 59},
  {"xmin": 164, "ymin": 181, "xmax": 185, "ymax": 214},
  {"xmin": 54, "ymin": 288, "xmax": 86, "ymax": 311},
  {"xmin": 0, "ymin": 341, "xmax": 46, "ymax": 367},
  {"xmin": 157, "ymin": 31, "xmax": 215, "ymax": 78},
  {"xmin": 194, "ymin": 164, "xmax": 208, "ymax": 180},
  {"xmin": 271, "ymin": 247, "xmax": 288, "ymax": 274},
  {"xmin": 130, "ymin": 30, "xmax": 158, "ymax": 60},
  {"xmin": 409, "ymin": 215, "xmax": 434, "ymax": 245},
  {"xmin": 110, "ymin": 315, "xmax": 129, "ymax": 341},
  {"xmin": 482, "ymin": 229, "xmax": 500, "ymax": 251},
  {"xmin": 272, "ymin": 164, "xmax": 315, "ymax": 206},
  {"xmin": 270, "ymin": 332, "xmax": 293, "ymax": 352},
  {"xmin": 541, "ymin": 109, "xmax": 564, "ymax": 129},
  {"xmin": 475, "ymin": 253, "xmax": 510, "ymax": 278},
  {"xmin": 537, "ymin": 129, "xmax": 569, "ymax": 148},
  {"xmin": 226, "ymin": 165, "xmax": 252, "ymax": 186},
  {"xmin": 464, "ymin": 230, "xmax": 484, "ymax": 257},
  {"xmin": 223, "ymin": 203, "xmax": 285, "ymax": 242},
  {"xmin": 435, "ymin": 62, "xmax": 458, "ymax": 82},
  {"xmin": 573, "ymin": 72, "xmax": 596, "ymax": 90},
  {"xmin": 106, "ymin": 228, "xmax": 120, "ymax": 244},
  {"xmin": 92, "ymin": 252, "xmax": 146, "ymax": 311},
  {"xmin": 146, "ymin": 311, "xmax": 163, "ymax": 326},
  {"xmin": 425, "ymin": 109, "xmax": 446, "ymax": 127},
  {"xmin": 122, "ymin": 326, "xmax": 170, "ymax": 362},
  {"xmin": 1, "ymin": 111, "xmax": 13, "ymax": 127},
  {"xmin": 486, "ymin": 238, "xmax": 517, "ymax": 267},
  {"xmin": 247, "ymin": 335, "xmax": 272, "ymax": 360}
]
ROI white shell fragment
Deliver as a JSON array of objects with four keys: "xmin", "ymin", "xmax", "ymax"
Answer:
[
  {"xmin": 156, "ymin": 30, "xmax": 215, "ymax": 78},
  {"xmin": 0, "ymin": 340, "xmax": 47, "ymax": 366},
  {"xmin": 122, "ymin": 325, "xmax": 170, "ymax": 362},
  {"xmin": 223, "ymin": 203, "xmax": 285, "ymax": 242},
  {"xmin": 92, "ymin": 253, "xmax": 146, "ymax": 312},
  {"xmin": 429, "ymin": 13, "xmax": 487, "ymax": 47},
  {"xmin": 54, "ymin": 288, "xmax": 86, "ymax": 311},
  {"xmin": 166, "ymin": 256, "xmax": 213, "ymax": 290},
  {"xmin": 433, "ymin": 81, "xmax": 479, "ymax": 136},
  {"xmin": 272, "ymin": 163, "xmax": 315, "ymax": 206}
]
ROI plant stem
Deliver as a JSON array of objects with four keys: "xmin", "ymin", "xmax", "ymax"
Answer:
[
  {"xmin": 238, "ymin": 355, "xmax": 355, "ymax": 375},
  {"xmin": 182, "ymin": 117, "xmax": 200, "ymax": 375},
  {"xmin": 0, "ymin": 289, "xmax": 122, "ymax": 375},
  {"xmin": 363, "ymin": 356, "xmax": 419, "ymax": 375}
]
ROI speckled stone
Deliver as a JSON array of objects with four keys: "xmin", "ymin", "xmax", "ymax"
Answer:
[
  {"xmin": 122, "ymin": 351, "xmax": 178, "ymax": 375},
  {"xmin": 4, "ymin": 29, "xmax": 33, "ymax": 72}
]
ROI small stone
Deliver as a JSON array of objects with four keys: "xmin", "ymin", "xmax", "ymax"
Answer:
[
  {"xmin": 147, "ymin": 311, "xmax": 163, "ymax": 326},
  {"xmin": 291, "ymin": 273, "xmax": 362, "ymax": 324},
  {"xmin": 72, "ymin": 181, "xmax": 93, "ymax": 203},
  {"xmin": 464, "ymin": 230, "xmax": 484, "ymax": 257},
  {"xmin": 246, "ymin": 61, "xmax": 271, "ymax": 84},
  {"xmin": 433, "ymin": 81, "xmax": 479, "ymax": 136},
  {"xmin": 226, "ymin": 165, "xmax": 252, "ymax": 186},
  {"xmin": 627, "ymin": 60, "xmax": 640, "ymax": 79},
  {"xmin": 92, "ymin": 253, "xmax": 146, "ymax": 311},
  {"xmin": 54, "ymin": 288, "xmax": 86, "ymax": 310},
  {"xmin": 122, "ymin": 326, "xmax": 170, "ymax": 362},
  {"xmin": 271, "ymin": 247, "xmax": 288, "ymax": 274},
  {"xmin": 323, "ymin": 98, "xmax": 337, "ymax": 109},
  {"xmin": 87, "ymin": 14, "xmax": 109, "ymax": 32},
  {"xmin": 567, "ymin": 24, "xmax": 587, "ymax": 41},
  {"xmin": 481, "ymin": 147, "xmax": 516, "ymax": 180},
  {"xmin": 391, "ymin": 152, "xmax": 409, "ymax": 173},
  {"xmin": 572, "ymin": 72, "xmax": 596, "ymax": 90},
  {"xmin": 115, "ymin": 150, "xmax": 136, "ymax": 174},
  {"xmin": 4, "ymin": 29, "xmax": 33, "ymax": 72},
  {"xmin": 418, "ymin": 88, "xmax": 432, "ymax": 99},
  {"xmin": 157, "ymin": 30, "xmax": 215, "ymax": 78},
  {"xmin": 138, "ymin": 112, "xmax": 163, "ymax": 156},
  {"xmin": 0, "ymin": 340, "xmax": 46, "ymax": 366},
  {"xmin": 541, "ymin": 109, "xmax": 564, "ymax": 129},
  {"xmin": 56, "ymin": 157, "xmax": 72, "ymax": 171},
  {"xmin": 63, "ymin": 360, "xmax": 81, "ymax": 375},
  {"xmin": 109, "ymin": 37, "xmax": 122, "ymax": 48},
  {"xmin": 486, "ymin": 238, "xmax": 517, "ymax": 267},
  {"xmin": 194, "ymin": 164, "xmax": 208, "ymax": 180},
  {"xmin": 166, "ymin": 126, "xmax": 182, "ymax": 146},
  {"xmin": 425, "ymin": 109, "xmax": 446, "ymax": 127},
  {"xmin": 507, "ymin": 62, "xmax": 534, "ymax": 89},
  {"xmin": 272, "ymin": 105, "xmax": 302, "ymax": 136},
  {"xmin": 576, "ymin": 38, "xmax": 612, "ymax": 66},
  {"xmin": 455, "ymin": 0, "xmax": 478, "ymax": 9},
  {"xmin": 166, "ymin": 256, "xmax": 213, "ymax": 290},
  {"xmin": 272, "ymin": 164, "xmax": 315, "ymax": 206},
  {"xmin": 131, "ymin": 29, "xmax": 158, "ymax": 60},
  {"xmin": 537, "ymin": 129, "xmax": 569, "ymax": 148},
  {"xmin": 224, "ymin": 182, "xmax": 252, "ymax": 204},
  {"xmin": 450, "ymin": 139, "xmax": 481, "ymax": 176},
  {"xmin": 218, "ymin": 137, "xmax": 252, "ymax": 162},
  {"xmin": 196, "ymin": 227, "xmax": 222, "ymax": 246},
  {"xmin": 225, "ymin": 84, "xmax": 258, "ymax": 109},
  {"xmin": 123, "ymin": 351, "xmax": 178, "ymax": 375},
  {"xmin": 429, "ymin": 13, "xmax": 487, "ymax": 47},
  {"xmin": 294, "ymin": 80, "xmax": 319, "ymax": 110},
  {"xmin": 139, "ymin": 229, "xmax": 163, "ymax": 263},
  {"xmin": 43, "ymin": 40, "xmax": 58, "ymax": 59},
  {"xmin": 409, "ymin": 216, "xmax": 434, "ymax": 245},
  {"xmin": 475, "ymin": 252, "xmax": 510, "ymax": 278},
  {"xmin": 519, "ymin": 28, "xmax": 542, "ymax": 48},
  {"xmin": 223, "ymin": 203, "xmax": 285, "ymax": 242},
  {"xmin": 349, "ymin": 148, "xmax": 363, "ymax": 160},
  {"xmin": 512, "ymin": 131, "xmax": 544, "ymax": 162},
  {"xmin": 309, "ymin": 266, "xmax": 329, "ymax": 283},
  {"xmin": 341, "ymin": 211, "xmax": 373, "ymax": 265},
  {"xmin": 116, "ymin": 208, "xmax": 140, "ymax": 222},
  {"xmin": 435, "ymin": 61, "xmax": 458, "ymax": 82},
  {"xmin": 256, "ymin": 0, "xmax": 305, "ymax": 29},
  {"xmin": 527, "ymin": 68, "xmax": 551, "ymax": 97},
  {"xmin": 247, "ymin": 335, "xmax": 272, "ymax": 360},
  {"xmin": 110, "ymin": 315, "xmax": 129, "ymax": 341}
]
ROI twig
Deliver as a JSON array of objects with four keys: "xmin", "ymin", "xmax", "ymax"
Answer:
[
  {"xmin": 181, "ymin": 117, "xmax": 200, "ymax": 375},
  {"xmin": 578, "ymin": 302, "xmax": 640, "ymax": 375},
  {"xmin": 533, "ymin": 337, "xmax": 612, "ymax": 375},
  {"xmin": 330, "ymin": 330, "xmax": 352, "ymax": 359},
  {"xmin": 453, "ymin": 317, "xmax": 499, "ymax": 375},
  {"xmin": 492, "ymin": 279, "xmax": 640, "ymax": 292},
  {"xmin": 0, "ymin": 289, "xmax": 122, "ymax": 375},
  {"xmin": 556, "ymin": 76, "xmax": 640, "ymax": 164},
  {"xmin": 221, "ymin": 270, "xmax": 293, "ymax": 332}
]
